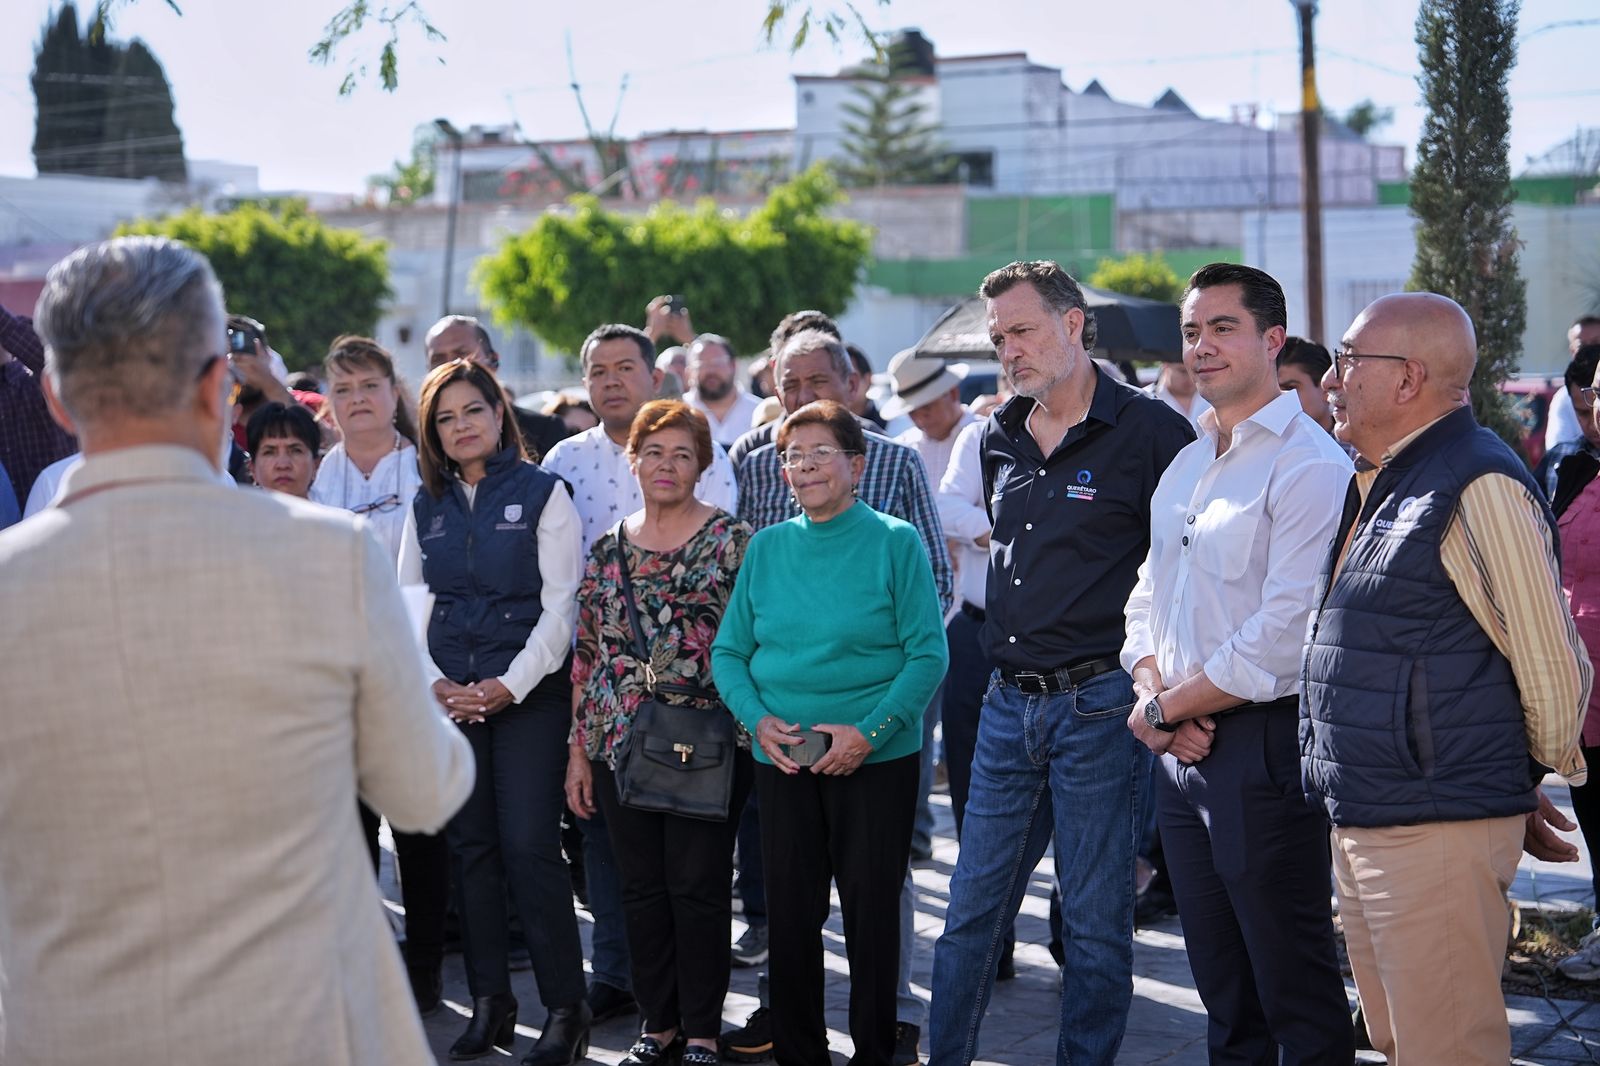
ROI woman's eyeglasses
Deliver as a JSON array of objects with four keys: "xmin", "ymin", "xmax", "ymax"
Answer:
[{"xmin": 779, "ymin": 446, "xmax": 858, "ymax": 468}]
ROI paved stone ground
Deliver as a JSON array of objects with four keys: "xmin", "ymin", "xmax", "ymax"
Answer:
[{"xmin": 388, "ymin": 781, "xmax": 1600, "ymax": 1065}]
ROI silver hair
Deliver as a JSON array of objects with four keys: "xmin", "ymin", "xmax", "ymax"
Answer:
[
  {"xmin": 776, "ymin": 328, "xmax": 852, "ymax": 382},
  {"xmin": 36, "ymin": 236, "xmax": 224, "ymax": 423}
]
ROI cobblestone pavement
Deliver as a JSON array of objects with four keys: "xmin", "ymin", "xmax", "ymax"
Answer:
[{"xmin": 389, "ymin": 782, "xmax": 1600, "ymax": 1064}]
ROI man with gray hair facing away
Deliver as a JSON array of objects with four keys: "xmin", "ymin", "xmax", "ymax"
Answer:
[{"xmin": 0, "ymin": 236, "xmax": 474, "ymax": 1066}]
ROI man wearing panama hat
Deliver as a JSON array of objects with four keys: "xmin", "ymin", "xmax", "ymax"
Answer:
[{"xmin": 883, "ymin": 347, "xmax": 974, "ymax": 479}]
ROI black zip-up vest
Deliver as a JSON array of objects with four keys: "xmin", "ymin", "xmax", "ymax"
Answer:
[
  {"xmin": 412, "ymin": 447, "xmax": 561, "ymax": 686},
  {"xmin": 1300, "ymin": 407, "xmax": 1550, "ymax": 827}
]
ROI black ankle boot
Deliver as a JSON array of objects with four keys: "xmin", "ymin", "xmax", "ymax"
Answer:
[
  {"xmin": 522, "ymin": 1000, "xmax": 593, "ymax": 1066},
  {"xmin": 450, "ymin": 993, "xmax": 518, "ymax": 1060}
]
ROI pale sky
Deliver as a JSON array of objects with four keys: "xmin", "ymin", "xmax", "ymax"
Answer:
[{"xmin": 3, "ymin": 0, "xmax": 1596, "ymax": 194}]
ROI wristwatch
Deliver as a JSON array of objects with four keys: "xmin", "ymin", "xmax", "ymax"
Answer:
[{"xmin": 1144, "ymin": 693, "xmax": 1179, "ymax": 734}]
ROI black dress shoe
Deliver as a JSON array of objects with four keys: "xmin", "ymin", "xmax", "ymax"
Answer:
[
  {"xmin": 585, "ymin": 979, "xmax": 637, "ymax": 1023},
  {"xmin": 522, "ymin": 1000, "xmax": 593, "ymax": 1066},
  {"xmin": 623, "ymin": 1032, "xmax": 685, "ymax": 1065},
  {"xmin": 407, "ymin": 959, "xmax": 443, "ymax": 1016},
  {"xmin": 450, "ymin": 993, "xmax": 518, "ymax": 1060}
]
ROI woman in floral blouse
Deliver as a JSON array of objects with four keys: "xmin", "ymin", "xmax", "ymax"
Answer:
[{"xmin": 565, "ymin": 400, "xmax": 752, "ymax": 1066}]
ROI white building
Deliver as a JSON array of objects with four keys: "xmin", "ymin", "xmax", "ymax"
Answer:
[{"xmin": 1243, "ymin": 202, "xmax": 1600, "ymax": 374}]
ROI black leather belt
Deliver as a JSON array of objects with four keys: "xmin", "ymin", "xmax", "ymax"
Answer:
[
  {"xmin": 1000, "ymin": 657, "xmax": 1121, "ymax": 694},
  {"xmin": 960, "ymin": 601, "xmax": 986, "ymax": 623}
]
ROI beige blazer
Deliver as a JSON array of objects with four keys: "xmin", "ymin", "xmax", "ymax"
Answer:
[{"xmin": 0, "ymin": 445, "xmax": 474, "ymax": 1066}]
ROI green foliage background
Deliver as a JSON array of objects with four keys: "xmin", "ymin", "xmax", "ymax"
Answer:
[
  {"xmin": 477, "ymin": 165, "xmax": 873, "ymax": 358},
  {"xmin": 118, "ymin": 200, "xmax": 391, "ymax": 373},
  {"xmin": 1088, "ymin": 252, "xmax": 1183, "ymax": 304}
]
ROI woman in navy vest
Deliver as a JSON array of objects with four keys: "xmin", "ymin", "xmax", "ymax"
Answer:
[{"xmin": 399, "ymin": 359, "xmax": 590, "ymax": 1065}]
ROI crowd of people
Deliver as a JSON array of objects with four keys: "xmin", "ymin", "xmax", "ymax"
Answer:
[{"xmin": 0, "ymin": 234, "xmax": 1598, "ymax": 1066}]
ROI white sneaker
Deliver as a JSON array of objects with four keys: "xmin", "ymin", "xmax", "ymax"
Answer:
[{"xmin": 1558, "ymin": 927, "xmax": 1600, "ymax": 980}]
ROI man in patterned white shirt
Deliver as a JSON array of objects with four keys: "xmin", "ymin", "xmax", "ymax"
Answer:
[
  {"xmin": 540, "ymin": 322, "xmax": 737, "ymax": 1025},
  {"xmin": 543, "ymin": 323, "xmax": 738, "ymax": 554}
]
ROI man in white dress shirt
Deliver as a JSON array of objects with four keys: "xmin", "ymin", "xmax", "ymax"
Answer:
[
  {"xmin": 685, "ymin": 333, "xmax": 763, "ymax": 447},
  {"xmin": 540, "ymin": 321, "xmax": 737, "ymax": 1023},
  {"xmin": 1121, "ymin": 263, "xmax": 1355, "ymax": 1064}
]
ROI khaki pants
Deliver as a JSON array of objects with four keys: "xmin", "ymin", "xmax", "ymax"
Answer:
[{"xmin": 1332, "ymin": 816, "xmax": 1523, "ymax": 1066}]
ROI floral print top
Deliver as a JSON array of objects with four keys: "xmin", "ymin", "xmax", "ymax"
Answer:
[{"xmin": 571, "ymin": 509, "xmax": 751, "ymax": 763}]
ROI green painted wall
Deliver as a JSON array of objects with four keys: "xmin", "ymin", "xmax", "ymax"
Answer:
[
  {"xmin": 1379, "ymin": 175, "xmax": 1588, "ymax": 207},
  {"xmin": 867, "ymin": 246, "xmax": 1243, "ymax": 298},
  {"xmin": 965, "ymin": 195, "xmax": 1116, "ymax": 257}
]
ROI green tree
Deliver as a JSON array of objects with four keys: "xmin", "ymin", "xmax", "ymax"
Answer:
[
  {"xmin": 1408, "ymin": 0, "xmax": 1525, "ymax": 445},
  {"xmin": 1341, "ymin": 100, "xmax": 1395, "ymax": 139},
  {"xmin": 834, "ymin": 68, "xmax": 953, "ymax": 187},
  {"xmin": 32, "ymin": 1, "xmax": 186, "ymax": 181},
  {"xmin": 117, "ymin": 200, "xmax": 391, "ymax": 372},
  {"xmin": 1088, "ymin": 253, "xmax": 1182, "ymax": 304},
  {"xmin": 476, "ymin": 164, "xmax": 873, "ymax": 358},
  {"xmin": 368, "ymin": 124, "xmax": 438, "ymax": 206}
]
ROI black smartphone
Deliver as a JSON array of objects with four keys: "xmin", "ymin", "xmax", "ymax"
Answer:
[
  {"xmin": 785, "ymin": 729, "xmax": 832, "ymax": 767},
  {"xmin": 228, "ymin": 326, "xmax": 261, "ymax": 355},
  {"xmin": 665, "ymin": 294, "xmax": 687, "ymax": 316}
]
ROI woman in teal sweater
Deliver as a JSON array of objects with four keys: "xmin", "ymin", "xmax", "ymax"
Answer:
[{"xmin": 711, "ymin": 400, "xmax": 947, "ymax": 1066}]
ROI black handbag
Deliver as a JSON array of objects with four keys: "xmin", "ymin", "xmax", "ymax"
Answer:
[{"xmin": 609, "ymin": 523, "xmax": 737, "ymax": 821}]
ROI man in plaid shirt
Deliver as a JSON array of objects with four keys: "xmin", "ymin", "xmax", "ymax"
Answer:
[
  {"xmin": 735, "ymin": 329, "xmax": 952, "ymax": 606},
  {"xmin": 1, "ymin": 302, "xmax": 78, "ymax": 502}
]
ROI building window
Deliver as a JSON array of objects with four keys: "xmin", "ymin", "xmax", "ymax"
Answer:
[
  {"xmin": 951, "ymin": 151, "xmax": 995, "ymax": 188},
  {"xmin": 801, "ymin": 90, "xmax": 815, "ymax": 106}
]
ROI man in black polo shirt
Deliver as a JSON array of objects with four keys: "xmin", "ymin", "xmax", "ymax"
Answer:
[{"xmin": 929, "ymin": 261, "xmax": 1192, "ymax": 1065}]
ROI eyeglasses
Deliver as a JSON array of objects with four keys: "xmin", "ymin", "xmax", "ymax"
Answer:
[
  {"xmin": 352, "ymin": 493, "xmax": 402, "ymax": 515},
  {"xmin": 1333, "ymin": 348, "xmax": 1410, "ymax": 380},
  {"xmin": 779, "ymin": 445, "xmax": 858, "ymax": 468},
  {"xmin": 1577, "ymin": 386, "xmax": 1600, "ymax": 408}
]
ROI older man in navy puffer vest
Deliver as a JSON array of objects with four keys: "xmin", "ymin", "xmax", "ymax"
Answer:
[{"xmin": 1301, "ymin": 292, "xmax": 1592, "ymax": 1066}]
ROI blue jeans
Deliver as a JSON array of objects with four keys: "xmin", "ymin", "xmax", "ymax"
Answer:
[{"xmin": 930, "ymin": 669, "xmax": 1148, "ymax": 1065}]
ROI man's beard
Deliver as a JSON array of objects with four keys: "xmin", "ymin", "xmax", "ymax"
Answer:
[{"xmin": 698, "ymin": 377, "xmax": 733, "ymax": 401}]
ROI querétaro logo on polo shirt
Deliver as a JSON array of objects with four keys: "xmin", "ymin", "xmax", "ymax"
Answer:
[{"xmin": 1065, "ymin": 468, "xmax": 1097, "ymax": 501}]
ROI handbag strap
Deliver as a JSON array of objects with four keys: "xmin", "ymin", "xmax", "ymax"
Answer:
[{"xmin": 610, "ymin": 521, "xmax": 717, "ymax": 702}]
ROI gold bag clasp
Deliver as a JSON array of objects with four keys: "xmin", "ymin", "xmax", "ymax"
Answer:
[{"xmin": 673, "ymin": 742, "xmax": 694, "ymax": 764}]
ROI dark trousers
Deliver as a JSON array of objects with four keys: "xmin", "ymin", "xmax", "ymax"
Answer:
[
  {"xmin": 1158, "ymin": 698, "xmax": 1354, "ymax": 1065},
  {"xmin": 758, "ymin": 754, "xmax": 919, "ymax": 1066},
  {"xmin": 448, "ymin": 690, "xmax": 586, "ymax": 1007},
  {"xmin": 735, "ymin": 791, "xmax": 768, "ymax": 924},
  {"xmin": 941, "ymin": 607, "xmax": 992, "ymax": 836},
  {"xmin": 1569, "ymin": 742, "xmax": 1600, "ymax": 906},
  {"xmin": 594, "ymin": 753, "xmax": 755, "ymax": 1038},
  {"xmin": 358, "ymin": 803, "xmax": 450, "ymax": 967}
]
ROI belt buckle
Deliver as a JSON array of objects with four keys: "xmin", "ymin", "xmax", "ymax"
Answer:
[{"xmin": 1013, "ymin": 671, "xmax": 1048, "ymax": 695}]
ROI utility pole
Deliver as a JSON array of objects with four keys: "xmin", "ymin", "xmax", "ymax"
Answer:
[
  {"xmin": 1291, "ymin": 0, "xmax": 1325, "ymax": 343},
  {"xmin": 435, "ymin": 118, "xmax": 464, "ymax": 319}
]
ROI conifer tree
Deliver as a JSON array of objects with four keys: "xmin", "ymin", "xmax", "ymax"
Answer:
[
  {"xmin": 32, "ymin": 2, "xmax": 186, "ymax": 182},
  {"xmin": 1408, "ymin": 0, "xmax": 1524, "ymax": 443}
]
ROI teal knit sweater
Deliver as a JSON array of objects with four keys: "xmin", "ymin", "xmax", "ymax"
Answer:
[{"xmin": 711, "ymin": 500, "xmax": 949, "ymax": 765}]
